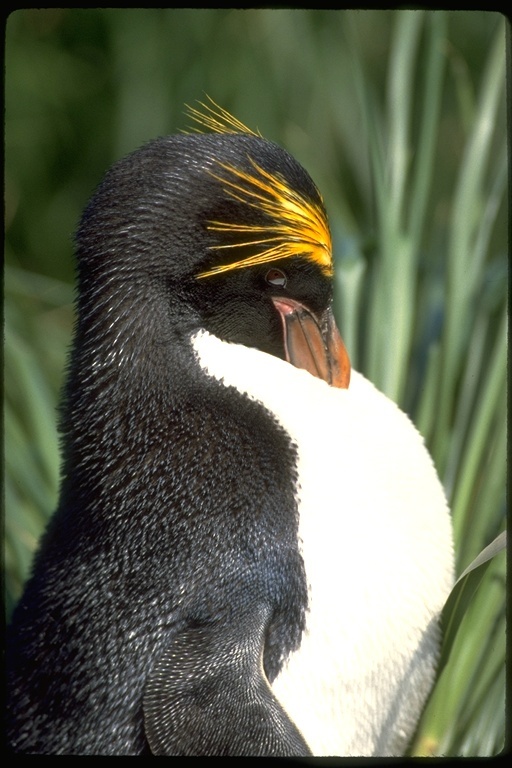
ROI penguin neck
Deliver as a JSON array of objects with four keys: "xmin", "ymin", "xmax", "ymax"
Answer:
[
  {"xmin": 58, "ymin": 275, "xmax": 202, "ymax": 495},
  {"xmin": 71, "ymin": 268, "xmax": 199, "ymax": 397}
]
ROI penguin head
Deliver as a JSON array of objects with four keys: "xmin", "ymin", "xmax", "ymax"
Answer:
[{"xmin": 76, "ymin": 103, "xmax": 350, "ymax": 388}]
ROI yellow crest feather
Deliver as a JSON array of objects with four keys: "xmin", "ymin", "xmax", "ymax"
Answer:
[
  {"xmin": 185, "ymin": 96, "xmax": 261, "ymax": 137},
  {"xmin": 186, "ymin": 98, "xmax": 332, "ymax": 279}
]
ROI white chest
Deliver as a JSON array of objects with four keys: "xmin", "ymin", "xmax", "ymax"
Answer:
[{"xmin": 192, "ymin": 331, "xmax": 454, "ymax": 756}]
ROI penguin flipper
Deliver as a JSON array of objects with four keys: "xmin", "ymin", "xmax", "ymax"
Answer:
[{"xmin": 143, "ymin": 608, "xmax": 310, "ymax": 756}]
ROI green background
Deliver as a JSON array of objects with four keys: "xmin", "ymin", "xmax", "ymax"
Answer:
[{"xmin": 4, "ymin": 9, "xmax": 507, "ymax": 756}]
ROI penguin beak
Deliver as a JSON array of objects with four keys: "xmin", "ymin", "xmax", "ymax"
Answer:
[{"xmin": 271, "ymin": 297, "xmax": 351, "ymax": 389}]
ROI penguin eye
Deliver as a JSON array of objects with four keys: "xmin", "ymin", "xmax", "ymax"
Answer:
[{"xmin": 265, "ymin": 268, "xmax": 287, "ymax": 288}]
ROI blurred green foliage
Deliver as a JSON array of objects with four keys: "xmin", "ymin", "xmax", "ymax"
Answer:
[{"xmin": 4, "ymin": 9, "xmax": 507, "ymax": 757}]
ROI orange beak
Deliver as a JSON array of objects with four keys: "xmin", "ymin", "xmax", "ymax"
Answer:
[{"xmin": 271, "ymin": 297, "xmax": 351, "ymax": 389}]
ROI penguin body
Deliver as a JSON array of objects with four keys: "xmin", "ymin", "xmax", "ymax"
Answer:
[
  {"xmin": 193, "ymin": 330, "xmax": 453, "ymax": 755},
  {"xmin": 8, "ymin": 336, "xmax": 308, "ymax": 755},
  {"xmin": 7, "ymin": 110, "xmax": 454, "ymax": 756}
]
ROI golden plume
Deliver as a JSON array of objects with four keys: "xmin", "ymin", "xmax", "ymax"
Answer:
[{"xmin": 186, "ymin": 98, "xmax": 333, "ymax": 279}]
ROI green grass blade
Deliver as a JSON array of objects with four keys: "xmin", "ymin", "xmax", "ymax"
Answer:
[
  {"xmin": 438, "ymin": 530, "xmax": 506, "ymax": 675},
  {"xmin": 433, "ymin": 25, "xmax": 506, "ymax": 467}
]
